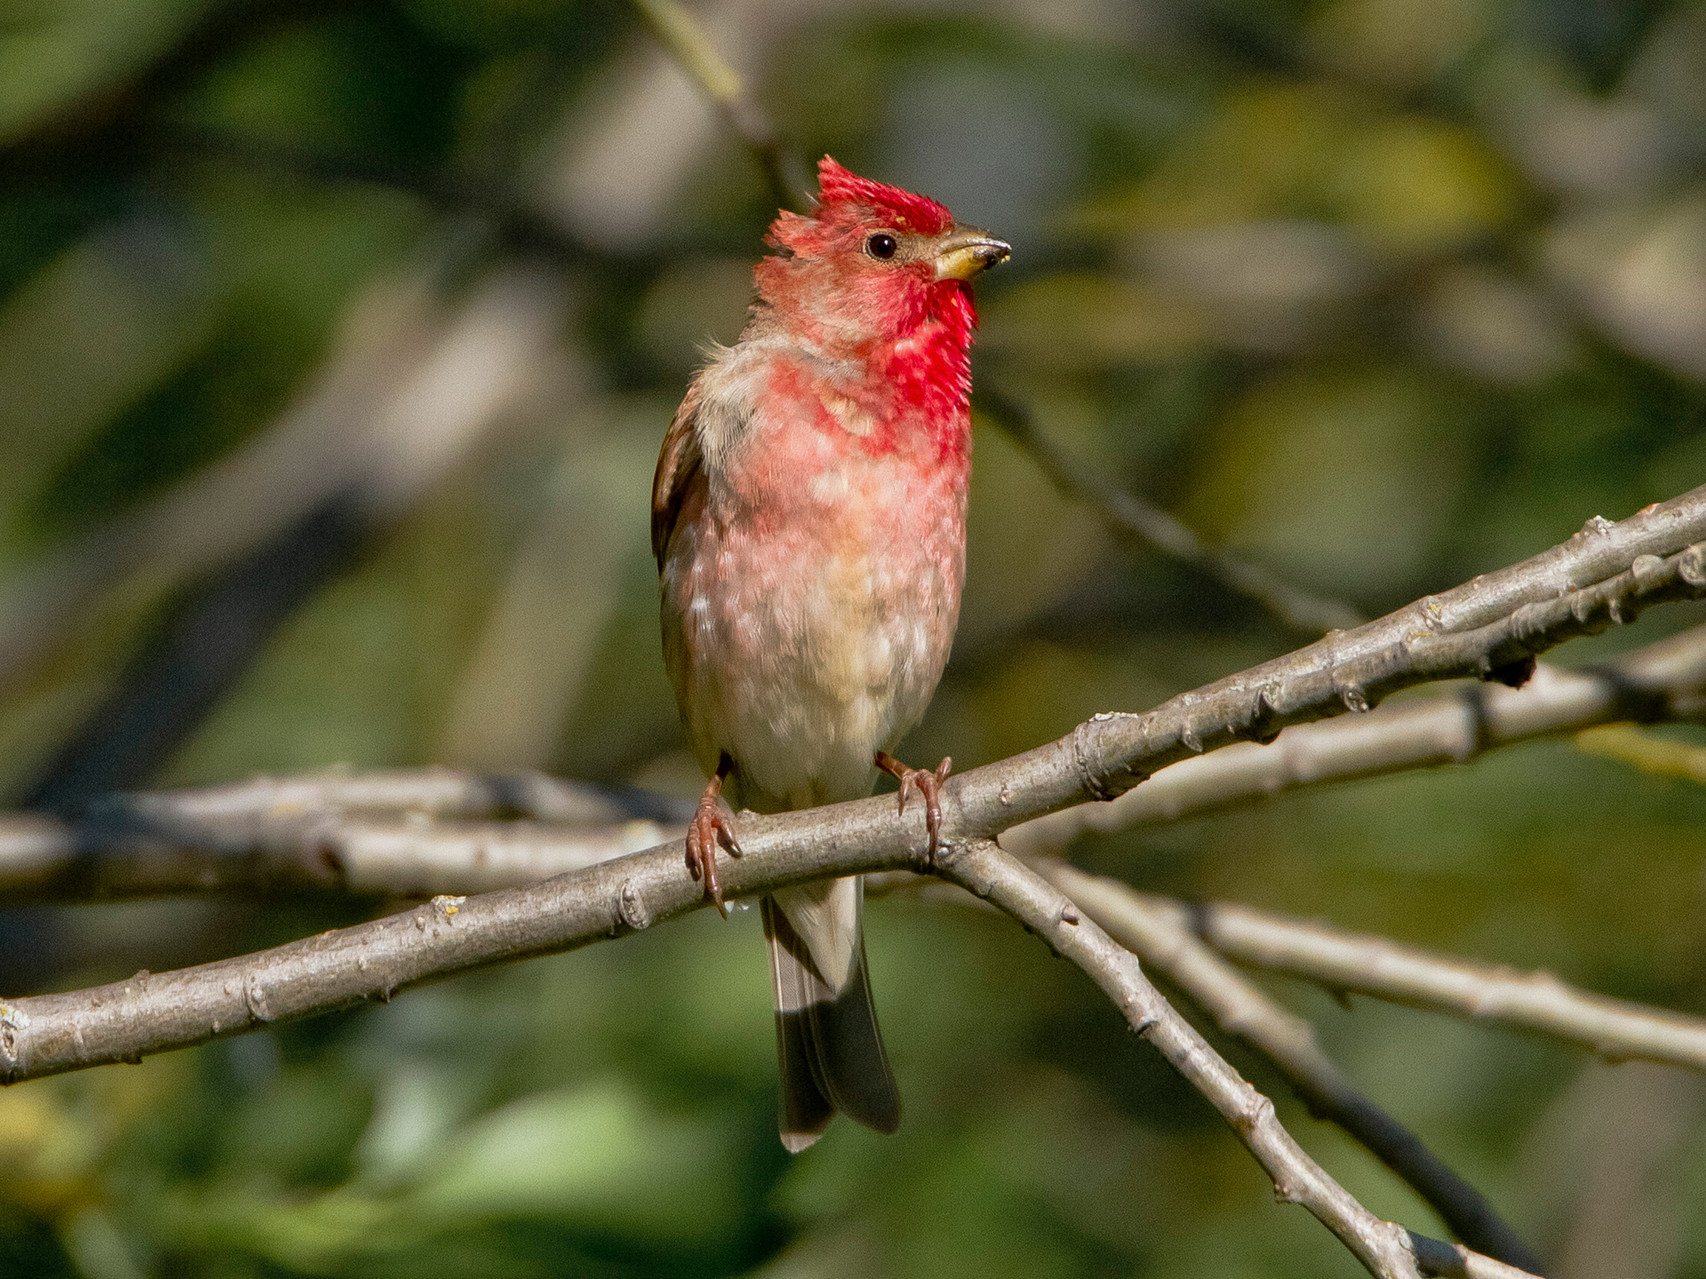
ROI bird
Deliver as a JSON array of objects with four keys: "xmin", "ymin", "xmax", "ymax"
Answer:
[{"xmin": 652, "ymin": 155, "xmax": 1009, "ymax": 1151}]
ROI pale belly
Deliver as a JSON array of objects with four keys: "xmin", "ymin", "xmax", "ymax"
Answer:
[{"xmin": 661, "ymin": 477, "xmax": 964, "ymax": 812}]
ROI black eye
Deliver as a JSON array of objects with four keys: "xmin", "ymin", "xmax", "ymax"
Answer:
[{"xmin": 866, "ymin": 233, "xmax": 898, "ymax": 260}]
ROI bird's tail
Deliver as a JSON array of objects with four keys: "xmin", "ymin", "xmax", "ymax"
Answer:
[{"xmin": 763, "ymin": 876, "xmax": 900, "ymax": 1151}]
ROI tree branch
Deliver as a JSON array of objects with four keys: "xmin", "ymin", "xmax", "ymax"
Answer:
[
  {"xmin": 1033, "ymin": 858, "xmax": 1545, "ymax": 1272},
  {"xmin": 4, "ymin": 619, "xmax": 1702, "ymax": 905},
  {"xmin": 1003, "ymin": 619, "xmax": 1706, "ymax": 857},
  {"xmin": 975, "ymin": 385, "xmax": 1367, "ymax": 635},
  {"xmin": 1, "ymin": 490, "xmax": 1704, "ymax": 903},
  {"xmin": 0, "ymin": 801, "xmax": 685, "ymax": 900},
  {"xmin": 1158, "ymin": 896, "xmax": 1706, "ymax": 1072},
  {"xmin": 628, "ymin": 0, "xmax": 802, "ymax": 210},
  {"xmin": 0, "ymin": 486, "xmax": 1700, "ymax": 1270},
  {"xmin": 1, "ymin": 824, "xmax": 1535, "ymax": 1275},
  {"xmin": 944, "ymin": 841, "xmax": 1533, "ymax": 1279},
  {"xmin": 1037, "ymin": 497, "xmax": 1706, "ymax": 810}
]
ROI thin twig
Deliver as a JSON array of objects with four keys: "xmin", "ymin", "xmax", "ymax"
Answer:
[
  {"xmin": 975, "ymin": 386, "xmax": 1367, "ymax": 635},
  {"xmin": 1033, "ymin": 859, "xmax": 1546, "ymax": 1273},
  {"xmin": 1003, "ymin": 620, "xmax": 1706, "ymax": 857},
  {"xmin": 1155, "ymin": 896, "xmax": 1706, "ymax": 1073},
  {"xmin": 629, "ymin": 0, "xmax": 801, "ymax": 210}
]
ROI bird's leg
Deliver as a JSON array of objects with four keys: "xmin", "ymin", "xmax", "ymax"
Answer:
[
  {"xmin": 875, "ymin": 750, "xmax": 952, "ymax": 856},
  {"xmin": 687, "ymin": 753, "xmax": 743, "ymax": 917}
]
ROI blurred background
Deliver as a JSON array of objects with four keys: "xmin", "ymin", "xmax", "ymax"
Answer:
[{"xmin": 1, "ymin": 0, "xmax": 1705, "ymax": 1275}]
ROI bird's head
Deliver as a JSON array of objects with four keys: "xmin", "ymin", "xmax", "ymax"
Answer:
[{"xmin": 754, "ymin": 157, "xmax": 1010, "ymax": 354}]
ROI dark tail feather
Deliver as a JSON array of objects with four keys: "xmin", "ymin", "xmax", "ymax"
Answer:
[
  {"xmin": 807, "ymin": 928, "xmax": 901, "ymax": 1134},
  {"xmin": 763, "ymin": 888, "xmax": 900, "ymax": 1149}
]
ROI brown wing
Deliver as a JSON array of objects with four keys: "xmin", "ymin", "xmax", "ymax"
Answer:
[{"xmin": 651, "ymin": 377, "xmax": 705, "ymax": 570}]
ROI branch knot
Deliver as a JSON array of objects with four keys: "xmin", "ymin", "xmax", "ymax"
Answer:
[
  {"xmin": 1072, "ymin": 717, "xmax": 1122, "ymax": 801},
  {"xmin": 617, "ymin": 878, "xmax": 652, "ymax": 931}
]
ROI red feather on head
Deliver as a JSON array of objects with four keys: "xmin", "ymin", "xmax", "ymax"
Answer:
[
  {"xmin": 766, "ymin": 157, "xmax": 956, "ymax": 259},
  {"xmin": 751, "ymin": 156, "xmax": 981, "ymax": 447},
  {"xmin": 813, "ymin": 156, "xmax": 953, "ymax": 236}
]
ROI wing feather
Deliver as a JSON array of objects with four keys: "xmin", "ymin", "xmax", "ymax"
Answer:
[{"xmin": 651, "ymin": 376, "xmax": 706, "ymax": 570}]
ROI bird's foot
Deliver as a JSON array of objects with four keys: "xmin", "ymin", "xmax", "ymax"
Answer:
[
  {"xmin": 687, "ymin": 772, "xmax": 742, "ymax": 918},
  {"xmin": 875, "ymin": 751, "xmax": 952, "ymax": 857}
]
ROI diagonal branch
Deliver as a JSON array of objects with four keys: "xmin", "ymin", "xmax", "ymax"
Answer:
[
  {"xmin": 3, "ymin": 494, "xmax": 1704, "ymax": 904},
  {"xmin": 944, "ymin": 841, "xmax": 1533, "ymax": 1279},
  {"xmin": 5, "ymin": 620, "xmax": 1705, "ymax": 905},
  {"xmin": 0, "ymin": 486, "xmax": 1701, "ymax": 1268},
  {"xmin": 1004, "ymin": 619, "xmax": 1706, "ymax": 856},
  {"xmin": 628, "ymin": 0, "xmax": 801, "ymax": 210},
  {"xmin": 975, "ymin": 386, "xmax": 1367, "ymax": 635},
  {"xmin": 1033, "ymin": 858, "xmax": 1545, "ymax": 1272},
  {"xmin": 0, "ymin": 824, "xmax": 1533, "ymax": 1277},
  {"xmin": 1037, "ymin": 495, "xmax": 1706, "ymax": 812}
]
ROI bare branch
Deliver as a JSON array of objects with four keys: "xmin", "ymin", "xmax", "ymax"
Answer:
[
  {"xmin": 0, "ymin": 818, "xmax": 835, "ymax": 1084},
  {"xmin": 1004, "ymin": 617, "xmax": 1706, "ymax": 858},
  {"xmin": 2, "ymin": 488, "xmax": 1704, "ymax": 905},
  {"xmin": 933, "ymin": 488, "xmax": 1706, "ymax": 855},
  {"xmin": 975, "ymin": 386, "xmax": 1367, "ymax": 635},
  {"xmin": 0, "ymin": 770, "xmax": 685, "ymax": 900},
  {"xmin": 9, "ymin": 620, "xmax": 1706, "ymax": 905},
  {"xmin": 0, "ymin": 487, "xmax": 1697, "ymax": 1270},
  {"xmin": 1406, "ymin": 1237, "xmax": 1546, "ymax": 1279},
  {"xmin": 1034, "ymin": 859, "xmax": 1546, "ymax": 1273},
  {"xmin": 1, "ymin": 781, "xmax": 1572, "ymax": 1266},
  {"xmin": 0, "ymin": 822, "xmax": 1531, "ymax": 1277},
  {"xmin": 629, "ymin": 0, "xmax": 800, "ymax": 210},
  {"xmin": 1154, "ymin": 896, "xmax": 1706, "ymax": 1073},
  {"xmin": 944, "ymin": 841, "xmax": 1532, "ymax": 1279}
]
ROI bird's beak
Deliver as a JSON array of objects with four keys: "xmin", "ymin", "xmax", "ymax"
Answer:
[{"xmin": 934, "ymin": 228, "xmax": 1011, "ymax": 281}]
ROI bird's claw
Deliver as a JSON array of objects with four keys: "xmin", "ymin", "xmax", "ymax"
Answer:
[
  {"xmin": 687, "ymin": 788, "xmax": 743, "ymax": 918},
  {"xmin": 876, "ymin": 751, "xmax": 952, "ymax": 857}
]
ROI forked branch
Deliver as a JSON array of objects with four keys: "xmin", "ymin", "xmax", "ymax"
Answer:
[
  {"xmin": 5, "ymin": 487, "xmax": 1703, "ymax": 1274},
  {"xmin": 943, "ymin": 841, "xmax": 1534, "ymax": 1279},
  {"xmin": 1005, "ymin": 617, "xmax": 1706, "ymax": 856},
  {"xmin": 1033, "ymin": 859, "xmax": 1547, "ymax": 1273}
]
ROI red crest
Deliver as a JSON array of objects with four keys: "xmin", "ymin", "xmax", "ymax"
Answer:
[{"xmin": 813, "ymin": 156, "xmax": 953, "ymax": 236}]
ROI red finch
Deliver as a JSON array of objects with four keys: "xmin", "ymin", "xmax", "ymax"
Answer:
[{"xmin": 653, "ymin": 156, "xmax": 1008, "ymax": 1151}]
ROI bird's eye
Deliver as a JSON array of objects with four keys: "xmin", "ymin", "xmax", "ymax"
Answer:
[{"xmin": 866, "ymin": 233, "xmax": 898, "ymax": 260}]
